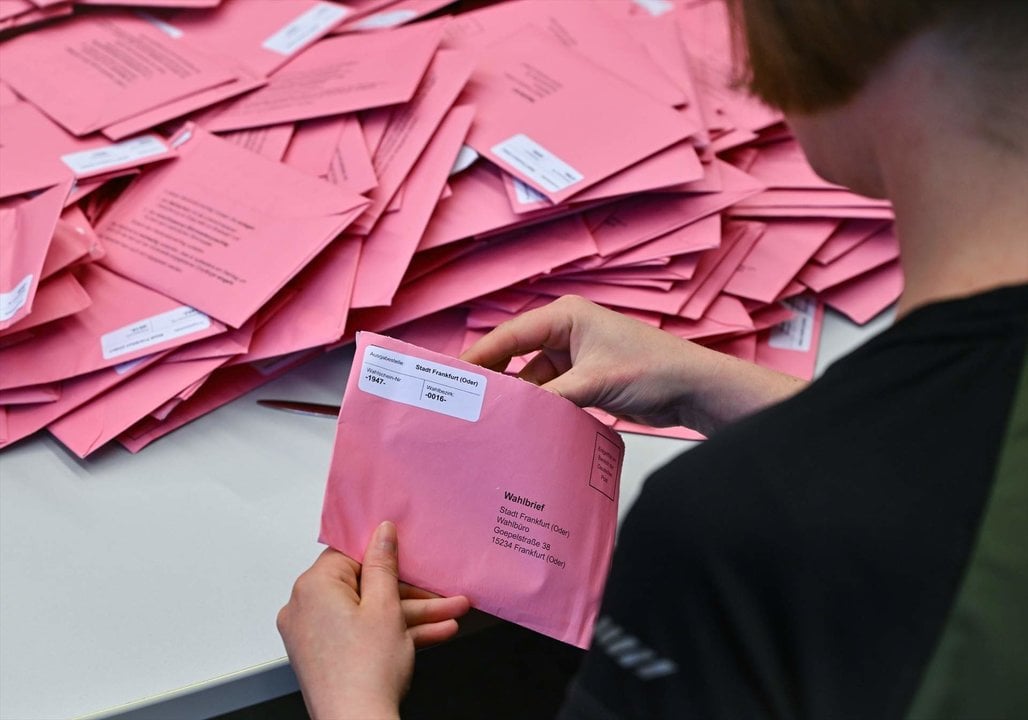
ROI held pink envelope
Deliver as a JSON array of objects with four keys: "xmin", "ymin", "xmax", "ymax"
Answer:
[{"xmin": 320, "ymin": 332, "xmax": 625, "ymax": 648}]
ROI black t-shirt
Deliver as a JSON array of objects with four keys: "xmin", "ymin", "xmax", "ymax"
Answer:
[{"xmin": 560, "ymin": 284, "xmax": 1028, "ymax": 720}]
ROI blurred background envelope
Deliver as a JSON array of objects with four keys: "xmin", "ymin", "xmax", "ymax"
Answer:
[{"xmin": 320, "ymin": 332, "xmax": 625, "ymax": 648}]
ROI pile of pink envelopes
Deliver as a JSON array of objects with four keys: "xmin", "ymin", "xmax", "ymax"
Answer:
[{"xmin": 0, "ymin": 0, "xmax": 901, "ymax": 456}]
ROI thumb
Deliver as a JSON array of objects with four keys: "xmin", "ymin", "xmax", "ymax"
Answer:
[
  {"xmin": 359, "ymin": 521, "xmax": 401, "ymax": 604},
  {"xmin": 541, "ymin": 366, "xmax": 594, "ymax": 408}
]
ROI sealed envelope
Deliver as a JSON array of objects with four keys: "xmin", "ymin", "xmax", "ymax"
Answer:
[{"xmin": 320, "ymin": 332, "xmax": 625, "ymax": 647}]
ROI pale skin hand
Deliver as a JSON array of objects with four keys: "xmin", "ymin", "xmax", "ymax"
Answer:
[
  {"xmin": 460, "ymin": 295, "xmax": 807, "ymax": 437},
  {"xmin": 277, "ymin": 522, "xmax": 470, "ymax": 720}
]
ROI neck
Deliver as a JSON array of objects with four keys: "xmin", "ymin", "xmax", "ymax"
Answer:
[
  {"xmin": 883, "ymin": 128, "xmax": 1028, "ymax": 317},
  {"xmin": 871, "ymin": 39, "xmax": 1028, "ymax": 317}
]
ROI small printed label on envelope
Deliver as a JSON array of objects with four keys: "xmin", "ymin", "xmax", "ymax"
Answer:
[
  {"xmin": 262, "ymin": 1, "xmax": 350, "ymax": 56},
  {"xmin": 355, "ymin": 8, "xmax": 418, "ymax": 29},
  {"xmin": 359, "ymin": 344, "xmax": 487, "ymax": 422},
  {"xmin": 0, "ymin": 274, "xmax": 33, "ymax": 322},
  {"xmin": 101, "ymin": 306, "xmax": 211, "ymax": 360},
  {"xmin": 769, "ymin": 296, "xmax": 816, "ymax": 351},
  {"xmin": 61, "ymin": 135, "xmax": 169, "ymax": 176},
  {"xmin": 491, "ymin": 134, "xmax": 584, "ymax": 193}
]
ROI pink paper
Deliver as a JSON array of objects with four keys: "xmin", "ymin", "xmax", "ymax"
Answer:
[
  {"xmin": 118, "ymin": 350, "xmax": 318, "ymax": 452},
  {"xmin": 723, "ymin": 218, "xmax": 838, "ymax": 304},
  {"xmin": 351, "ymin": 104, "xmax": 474, "ymax": 308},
  {"xmin": 820, "ymin": 259, "xmax": 903, "ymax": 325},
  {"xmin": 321, "ymin": 332, "xmax": 624, "ymax": 647},
  {"xmin": 0, "ymin": 264, "xmax": 225, "ymax": 391},
  {"xmin": 204, "ymin": 18, "xmax": 446, "ymax": 131},
  {"xmin": 216, "ymin": 123, "xmax": 296, "ymax": 161},
  {"xmin": 0, "ymin": 271, "xmax": 91, "ymax": 339},
  {"xmin": 813, "ymin": 219, "xmax": 891, "ymax": 265},
  {"xmin": 464, "ymin": 28, "xmax": 693, "ymax": 203},
  {"xmin": 444, "ymin": 0, "xmax": 687, "ymax": 108},
  {"xmin": 798, "ymin": 224, "xmax": 900, "ymax": 293},
  {"xmin": 48, "ymin": 353, "xmax": 229, "ymax": 457},
  {"xmin": 334, "ymin": 0, "xmax": 455, "ymax": 32},
  {"xmin": 165, "ymin": 0, "xmax": 352, "ymax": 77},
  {"xmin": 96, "ymin": 126, "xmax": 368, "ymax": 327},
  {"xmin": 324, "ymin": 115, "xmax": 378, "ymax": 194},
  {"xmin": 0, "ymin": 14, "xmax": 237, "ymax": 135},
  {"xmin": 351, "ymin": 49, "xmax": 475, "ymax": 234},
  {"xmin": 0, "ymin": 350, "xmax": 169, "ymax": 449},
  {"xmin": 0, "ymin": 179, "xmax": 72, "ymax": 329},
  {"xmin": 349, "ymin": 214, "xmax": 597, "ymax": 335},
  {"xmin": 754, "ymin": 295, "xmax": 825, "ymax": 381}
]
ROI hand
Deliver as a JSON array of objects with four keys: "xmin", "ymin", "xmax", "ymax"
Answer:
[
  {"xmin": 461, "ymin": 295, "xmax": 806, "ymax": 436},
  {"xmin": 277, "ymin": 522, "xmax": 470, "ymax": 720}
]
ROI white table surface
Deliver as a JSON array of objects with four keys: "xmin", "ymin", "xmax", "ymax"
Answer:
[{"xmin": 0, "ymin": 308, "xmax": 893, "ymax": 720}]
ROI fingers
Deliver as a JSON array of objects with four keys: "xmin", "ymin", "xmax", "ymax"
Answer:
[
  {"xmin": 409, "ymin": 619, "xmax": 461, "ymax": 649},
  {"xmin": 358, "ymin": 521, "xmax": 401, "ymax": 606},
  {"xmin": 460, "ymin": 298, "xmax": 580, "ymax": 370},
  {"xmin": 402, "ymin": 595, "xmax": 471, "ymax": 628}
]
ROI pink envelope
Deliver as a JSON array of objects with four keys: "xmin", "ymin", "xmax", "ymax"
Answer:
[
  {"xmin": 0, "ymin": 13, "xmax": 237, "ymax": 135},
  {"xmin": 585, "ymin": 161, "xmax": 765, "ymax": 257},
  {"xmin": 417, "ymin": 163, "xmax": 588, "ymax": 251},
  {"xmin": 0, "ymin": 179, "xmax": 72, "ymax": 330},
  {"xmin": 443, "ymin": 0, "xmax": 687, "ymax": 109},
  {"xmin": 323, "ymin": 115, "xmax": 378, "ymax": 194},
  {"xmin": 812, "ymin": 219, "xmax": 891, "ymax": 265},
  {"xmin": 596, "ymin": 214, "xmax": 721, "ymax": 269},
  {"xmin": 351, "ymin": 49, "xmax": 475, "ymax": 234},
  {"xmin": 723, "ymin": 218, "xmax": 839, "ymax": 304},
  {"xmin": 798, "ymin": 224, "xmax": 900, "ymax": 293},
  {"xmin": 501, "ymin": 141, "xmax": 705, "ymax": 215},
  {"xmin": 0, "ymin": 350, "xmax": 169, "ymax": 449},
  {"xmin": 351, "ymin": 104, "xmax": 474, "ymax": 308},
  {"xmin": 335, "ymin": 0, "xmax": 455, "ymax": 32},
  {"xmin": 225, "ymin": 236, "xmax": 362, "ymax": 364},
  {"xmin": 0, "ymin": 383, "xmax": 60, "ymax": 406},
  {"xmin": 118, "ymin": 350, "xmax": 319, "ymax": 453},
  {"xmin": 77, "ymin": 0, "xmax": 223, "ymax": 6},
  {"xmin": 283, "ymin": 116, "xmax": 350, "ymax": 178},
  {"xmin": 464, "ymin": 28, "xmax": 692, "ymax": 203},
  {"xmin": 679, "ymin": 220, "xmax": 764, "ymax": 320},
  {"xmin": 0, "ymin": 103, "xmax": 75, "ymax": 199},
  {"xmin": 820, "ymin": 259, "xmax": 903, "ymax": 325},
  {"xmin": 0, "ymin": 0, "xmax": 70, "ymax": 32},
  {"xmin": 348, "ymin": 214, "xmax": 597, "ymax": 335},
  {"xmin": 0, "ymin": 264, "xmax": 225, "ymax": 391},
  {"xmin": 204, "ymin": 18, "xmax": 447, "ymax": 131},
  {"xmin": 40, "ymin": 206, "xmax": 105, "ymax": 280},
  {"xmin": 164, "ymin": 0, "xmax": 351, "ymax": 78},
  {"xmin": 101, "ymin": 59, "xmax": 267, "ymax": 141},
  {"xmin": 216, "ymin": 123, "xmax": 296, "ymax": 161},
  {"xmin": 48, "ymin": 353, "xmax": 229, "ymax": 457},
  {"xmin": 754, "ymin": 296, "xmax": 825, "ymax": 381},
  {"xmin": 321, "ymin": 332, "xmax": 625, "ymax": 647},
  {"xmin": 0, "ymin": 271, "xmax": 91, "ymax": 340},
  {"xmin": 96, "ymin": 126, "xmax": 368, "ymax": 328}
]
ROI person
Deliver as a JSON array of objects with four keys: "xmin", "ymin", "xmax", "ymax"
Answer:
[{"xmin": 276, "ymin": 0, "xmax": 1028, "ymax": 717}]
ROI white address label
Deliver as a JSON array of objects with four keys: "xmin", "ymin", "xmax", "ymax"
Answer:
[
  {"xmin": 262, "ymin": 1, "xmax": 350, "ymax": 56},
  {"xmin": 355, "ymin": 8, "xmax": 418, "ymax": 29},
  {"xmin": 358, "ymin": 344, "xmax": 487, "ymax": 422},
  {"xmin": 101, "ymin": 306, "xmax": 210, "ymax": 360},
  {"xmin": 769, "ymin": 296, "xmax": 816, "ymax": 351},
  {"xmin": 61, "ymin": 135, "xmax": 169, "ymax": 175},
  {"xmin": 491, "ymin": 133, "xmax": 584, "ymax": 194},
  {"xmin": 0, "ymin": 274, "xmax": 33, "ymax": 322}
]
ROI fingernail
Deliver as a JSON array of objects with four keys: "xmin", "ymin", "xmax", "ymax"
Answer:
[{"xmin": 376, "ymin": 520, "xmax": 397, "ymax": 554}]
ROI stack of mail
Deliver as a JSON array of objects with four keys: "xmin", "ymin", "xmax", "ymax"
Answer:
[{"xmin": 0, "ymin": 0, "xmax": 901, "ymax": 456}]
